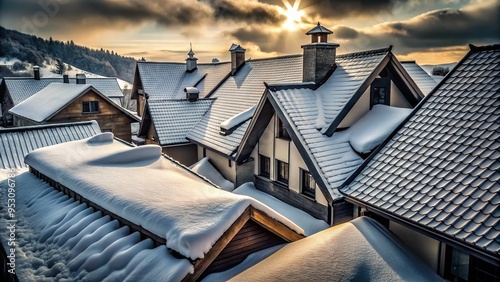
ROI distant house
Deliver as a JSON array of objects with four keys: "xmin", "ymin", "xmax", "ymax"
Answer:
[
  {"xmin": 341, "ymin": 44, "xmax": 500, "ymax": 280},
  {"xmin": 18, "ymin": 133, "xmax": 304, "ymax": 281},
  {"xmin": 228, "ymin": 24, "xmax": 425, "ymax": 224},
  {"xmin": 0, "ymin": 120, "xmax": 101, "ymax": 169},
  {"xmin": 8, "ymin": 83, "xmax": 139, "ymax": 142},
  {"xmin": 0, "ymin": 69, "xmax": 124, "ymax": 125}
]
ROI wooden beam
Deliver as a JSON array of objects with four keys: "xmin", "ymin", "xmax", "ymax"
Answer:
[
  {"xmin": 250, "ymin": 206, "xmax": 305, "ymax": 242},
  {"xmin": 182, "ymin": 206, "xmax": 252, "ymax": 282}
]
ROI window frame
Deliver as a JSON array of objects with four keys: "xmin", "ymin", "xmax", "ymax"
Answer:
[
  {"xmin": 276, "ymin": 117, "xmax": 290, "ymax": 140},
  {"xmin": 301, "ymin": 169, "xmax": 316, "ymax": 199},
  {"xmin": 370, "ymin": 77, "xmax": 391, "ymax": 109},
  {"xmin": 82, "ymin": 101, "xmax": 100, "ymax": 113},
  {"xmin": 259, "ymin": 155, "xmax": 270, "ymax": 177},
  {"xmin": 276, "ymin": 160, "xmax": 289, "ymax": 185}
]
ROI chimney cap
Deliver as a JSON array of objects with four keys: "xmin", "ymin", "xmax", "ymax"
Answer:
[
  {"xmin": 306, "ymin": 22, "xmax": 333, "ymax": 35},
  {"xmin": 229, "ymin": 43, "xmax": 246, "ymax": 52},
  {"xmin": 33, "ymin": 65, "xmax": 40, "ymax": 70},
  {"xmin": 187, "ymin": 42, "xmax": 195, "ymax": 57},
  {"xmin": 184, "ymin": 87, "xmax": 200, "ymax": 94},
  {"xmin": 76, "ymin": 73, "xmax": 86, "ymax": 79}
]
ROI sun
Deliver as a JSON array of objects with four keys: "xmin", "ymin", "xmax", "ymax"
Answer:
[{"xmin": 281, "ymin": 0, "xmax": 305, "ymax": 31}]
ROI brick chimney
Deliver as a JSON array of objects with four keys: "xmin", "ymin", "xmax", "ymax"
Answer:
[
  {"xmin": 33, "ymin": 66, "xmax": 40, "ymax": 80},
  {"xmin": 76, "ymin": 74, "xmax": 86, "ymax": 84},
  {"xmin": 302, "ymin": 22, "xmax": 339, "ymax": 84},
  {"xmin": 186, "ymin": 43, "xmax": 198, "ymax": 72},
  {"xmin": 63, "ymin": 74, "xmax": 69, "ymax": 83},
  {"xmin": 229, "ymin": 43, "xmax": 246, "ymax": 76}
]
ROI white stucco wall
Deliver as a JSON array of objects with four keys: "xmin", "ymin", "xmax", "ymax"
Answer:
[{"xmin": 204, "ymin": 148, "xmax": 236, "ymax": 183}]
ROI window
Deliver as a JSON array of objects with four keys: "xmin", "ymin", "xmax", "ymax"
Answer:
[
  {"xmin": 277, "ymin": 118, "xmax": 290, "ymax": 140},
  {"xmin": 82, "ymin": 101, "xmax": 99, "ymax": 113},
  {"xmin": 260, "ymin": 155, "xmax": 270, "ymax": 177},
  {"xmin": 102, "ymin": 129, "xmax": 113, "ymax": 133},
  {"xmin": 445, "ymin": 246, "xmax": 500, "ymax": 282},
  {"xmin": 370, "ymin": 78, "xmax": 391, "ymax": 108},
  {"xmin": 301, "ymin": 169, "xmax": 316, "ymax": 199},
  {"xmin": 276, "ymin": 160, "xmax": 289, "ymax": 184}
]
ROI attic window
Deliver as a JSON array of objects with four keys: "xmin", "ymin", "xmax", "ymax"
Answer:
[
  {"xmin": 220, "ymin": 106, "xmax": 256, "ymax": 136},
  {"xmin": 82, "ymin": 101, "xmax": 99, "ymax": 113},
  {"xmin": 301, "ymin": 169, "xmax": 315, "ymax": 199},
  {"xmin": 277, "ymin": 118, "xmax": 290, "ymax": 140},
  {"xmin": 370, "ymin": 78, "xmax": 391, "ymax": 108}
]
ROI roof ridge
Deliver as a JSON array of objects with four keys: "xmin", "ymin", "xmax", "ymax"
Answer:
[
  {"xmin": 248, "ymin": 54, "xmax": 302, "ymax": 62},
  {"xmin": 149, "ymin": 98, "xmax": 216, "ymax": 103},
  {"xmin": 337, "ymin": 46, "xmax": 392, "ymax": 59},
  {"xmin": 0, "ymin": 120, "xmax": 99, "ymax": 133},
  {"xmin": 469, "ymin": 44, "xmax": 500, "ymax": 52},
  {"xmin": 138, "ymin": 61, "xmax": 231, "ymax": 65}
]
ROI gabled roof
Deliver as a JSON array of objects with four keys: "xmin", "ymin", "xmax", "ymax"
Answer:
[
  {"xmin": 227, "ymin": 217, "xmax": 441, "ymax": 281},
  {"xmin": 401, "ymin": 61, "xmax": 438, "ymax": 95},
  {"xmin": 1, "ymin": 77, "xmax": 124, "ymax": 105},
  {"xmin": 9, "ymin": 83, "xmax": 139, "ymax": 123},
  {"xmin": 140, "ymin": 98, "xmax": 215, "ymax": 145},
  {"xmin": 133, "ymin": 61, "xmax": 230, "ymax": 100},
  {"xmin": 23, "ymin": 133, "xmax": 304, "ymax": 279},
  {"xmin": 341, "ymin": 44, "xmax": 500, "ymax": 264},
  {"xmin": 237, "ymin": 47, "xmax": 422, "ymax": 202},
  {"xmin": 0, "ymin": 120, "xmax": 101, "ymax": 169},
  {"xmin": 306, "ymin": 22, "xmax": 333, "ymax": 35},
  {"xmin": 187, "ymin": 55, "xmax": 303, "ymax": 156}
]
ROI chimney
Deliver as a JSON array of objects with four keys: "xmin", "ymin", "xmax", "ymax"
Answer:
[
  {"xmin": 184, "ymin": 87, "xmax": 199, "ymax": 102},
  {"xmin": 63, "ymin": 74, "xmax": 69, "ymax": 83},
  {"xmin": 302, "ymin": 22, "xmax": 339, "ymax": 84},
  {"xmin": 229, "ymin": 43, "xmax": 246, "ymax": 76},
  {"xmin": 186, "ymin": 43, "xmax": 198, "ymax": 72},
  {"xmin": 76, "ymin": 73, "xmax": 86, "ymax": 84},
  {"xmin": 33, "ymin": 66, "xmax": 40, "ymax": 80}
]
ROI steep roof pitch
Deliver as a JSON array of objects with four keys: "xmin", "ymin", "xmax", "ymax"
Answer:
[
  {"xmin": 140, "ymin": 98, "xmax": 215, "ymax": 145},
  {"xmin": 342, "ymin": 44, "xmax": 500, "ymax": 263},
  {"xmin": 0, "ymin": 120, "xmax": 101, "ymax": 169},
  {"xmin": 401, "ymin": 61, "xmax": 437, "ymax": 95},
  {"xmin": 2, "ymin": 77, "xmax": 124, "ymax": 105},
  {"xmin": 134, "ymin": 61, "xmax": 230, "ymax": 100},
  {"xmin": 9, "ymin": 83, "xmax": 139, "ymax": 123},
  {"xmin": 187, "ymin": 55, "xmax": 303, "ymax": 156}
]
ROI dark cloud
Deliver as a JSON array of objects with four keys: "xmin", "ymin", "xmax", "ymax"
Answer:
[
  {"xmin": 305, "ymin": 0, "xmax": 407, "ymax": 19},
  {"xmin": 334, "ymin": 26, "xmax": 359, "ymax": 39},
  {"xmin": 229, "ymin": 26, "xmax": 303, "ymax": 53},
  {"xmin": 205, "ymin": 0, "xmax": 284, "ymax": 24}
]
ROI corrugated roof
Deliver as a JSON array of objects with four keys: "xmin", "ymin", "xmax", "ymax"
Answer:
[
  {"xmin": 342, "ymin": 45, "xmax": 500, "ymax": 257},
  {"xmin": 3, "ymin": 77, "xmax": 124, "ymax": 105},
  {"xmin": 401, "ymin": 61, "xmax": 437, "ymax": 95},
  {"xmin": 149, "ymin": 98, "xmax": 215, "ymax": 145},
  {"xmin": 187, "ymin": 55, "xmax": 303, "ymax": 156},
  {"xmin": 0, "ymin": 120, "xmax": 101, "ymax": 169},
  {"xmin": 137, "ymin": 62, "xmax": 230, "ymax": 100},
  {"xmin": 269, "ymin": 48, "xmax": 390, "ymax": 200}
]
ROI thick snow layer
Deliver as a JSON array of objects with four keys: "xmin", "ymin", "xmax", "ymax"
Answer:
[
  {"xmin": 202, "ymin": 244, "xmax": 285, "ymax": 282},
  {"xmin": 0, "ymin": 171, "xmax": 193, "ymax": 281},
  {"xmin": 234, "ymin": 183, "xmax": 329, "ymax": 236},
  {"xmin": 220, "ymin": 105, "xmax": 256, "ymax": 131},
  {"xmin": 24, "ymin": 134, "xmax": 303, "ymax": 260},
  {"xmin": 232, "ymin": 217, "xmax": 443, "ymax": 281},
  {"xmin": 9, "ymin": 83, "xmax": 92, "ymax": 122},
  {"xmin": 348, "ymin": 105, "xmax": 412, "ymax": 154},
  {"xmin": 190, "ymin": 157, "xmax": 234, "ymax": 191}
]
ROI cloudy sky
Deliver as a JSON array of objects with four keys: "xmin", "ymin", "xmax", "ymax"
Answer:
[{"xmin": 0, "ymin": 0, "xmax": 498, "ymax": 64}]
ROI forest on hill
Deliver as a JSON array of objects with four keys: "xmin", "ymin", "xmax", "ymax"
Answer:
[{"xmin": 0, "ymin": 26, "xmax": 136, "ymax": 82}]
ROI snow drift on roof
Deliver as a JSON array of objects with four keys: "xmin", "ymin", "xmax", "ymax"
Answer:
[
  {"xmin": 347, "ymin": 105, "xmax": 412, "ymax": 154},
  {"xmin": 9, "ymin": 83, "xmax": 92, "ymax": 122},
  {"xmin": 231, "ymin": 217, "xmax": 443, "ymax": 281},
  {"xmin": 234, "ymin": 183, "xmax": 329, "ymax": 236},
  {"xmin": 24, "ymin": 134, "xmax": 303, "ymax": 260},
  {"xmin": 190, "ymin": 157, "xmax": 234, "ymax": 191},
  {"xmin": 220, "ymin": 105, "xmax": 256, "ymax": 133}
]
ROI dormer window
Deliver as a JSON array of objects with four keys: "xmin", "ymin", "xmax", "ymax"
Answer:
[
  {"xmin": 370, "ymin": 78, "xmax": 391, "ymax": 108},
  {"xmin": 82, "ymin": 101, "xmax": 99, "ymax": 113},
  {"xmin": 301, "ymin": 169, "xmax": 316, "ymax": 199},
  {"xmin": 277, "ymin": 117, "xmax": 290, "ymax": 140}
]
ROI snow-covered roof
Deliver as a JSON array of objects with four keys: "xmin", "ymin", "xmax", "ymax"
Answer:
[
  {"xmin": 144, "ymin": 98, "xmax": 215, "ymax": 145},
  {"xmin": 190, "ymin": 157, "xmax": 234, "ymax": 191},
  {"xmin": 2, "ymin": 77, "xmax": 124, "ymax": 105},
  {"xmin": 9, "ymin": 83, "xmax": 138, "ymax": 123},
  {"xmin": 0, "ymin": 121, "xmax": 101, "ymax": 169},
  {"xmin": 187, "ymin": 55, "xmax": 303, "ymax": 156},
  {"xmin": 0, "ymin": 171, "xmax": 193, "ymax": 281},
  {"xmin": 234, "ymin": 183, "xmax": 329, "ymax": 236},
  {"xmin": 267, "ymin": 48, "xmax": 392, "ymax": 200},
  {"xmin": 135, "ymin": 61, "xmax": 230, "ymax": 100},
  {"xmin": 343, "ymin": 44, "xmax": 500, "ymax": 261},
  {"xmin": 229, "ymin": 217, "xmax": 443, "ymax": 281},
  {"xmin": 401, "ymin": 61, "xmax": 438, "ymax": 95},
  {"xmin": 24, "ymin": 133, "xmax": 303, "ymax": 261}
]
